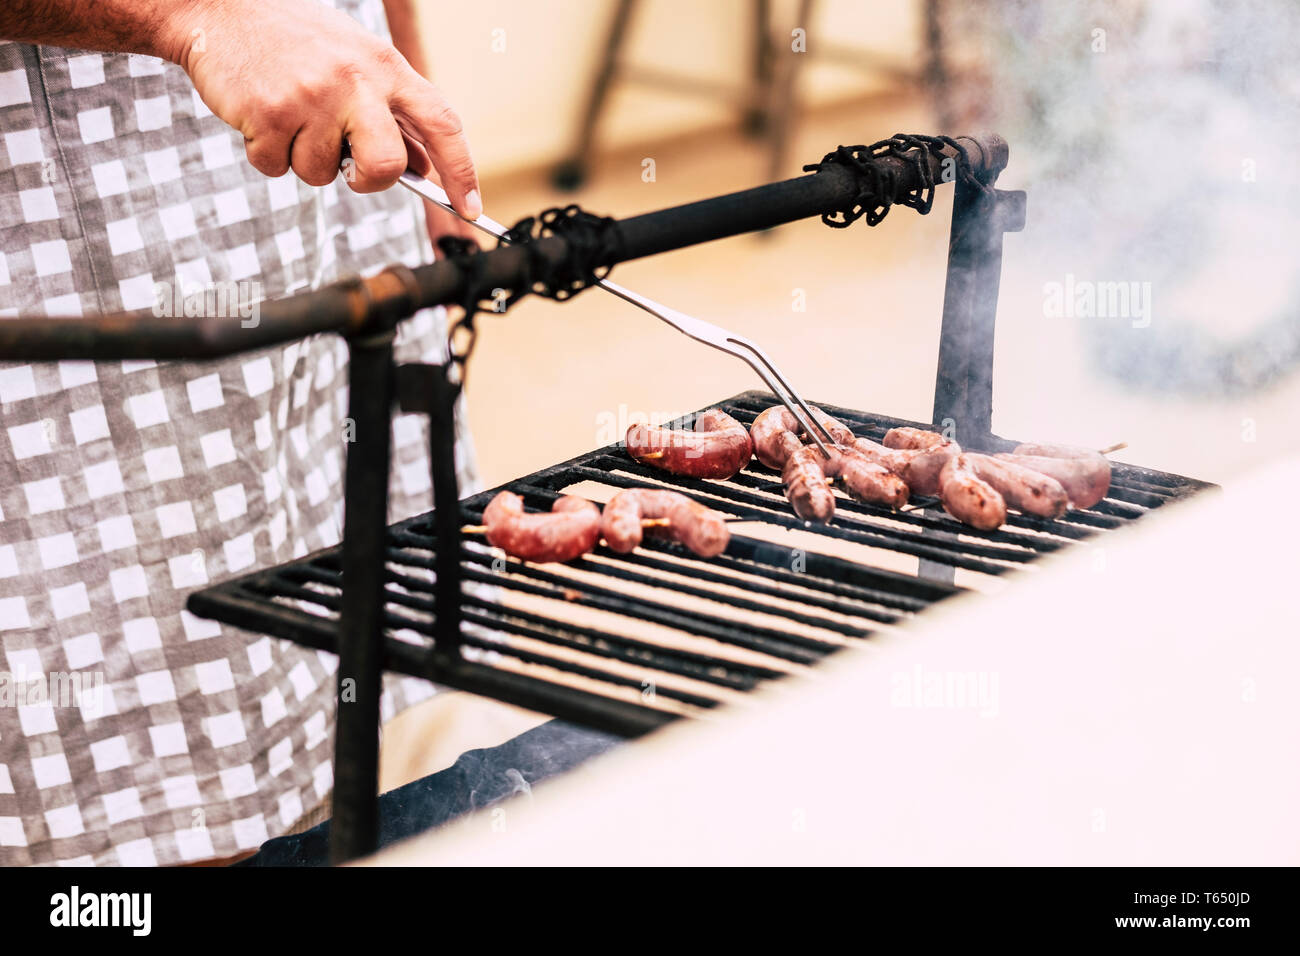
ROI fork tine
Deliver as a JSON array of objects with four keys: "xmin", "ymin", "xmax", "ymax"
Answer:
[
  {"xmin": 726, "ymin": 336, "xmax": 838, "ymax": 448},
  {"xmin": 727, "ymin": 348, "xmax": 833, "ymax": 458}
]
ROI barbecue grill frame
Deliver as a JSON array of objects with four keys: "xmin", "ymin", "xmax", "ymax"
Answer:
[
  {"xmin": 0, "ymin": 131, "xmax": 1217, "ymax": 863},
  {"xmin": 187, "ymin": 389, "xmax": 1213, "ymax": 861}
]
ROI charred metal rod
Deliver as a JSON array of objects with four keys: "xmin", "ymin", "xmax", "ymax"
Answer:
[{"xmin": 0, "ymin": 135, "xmax": 1006, "ymax": 361}]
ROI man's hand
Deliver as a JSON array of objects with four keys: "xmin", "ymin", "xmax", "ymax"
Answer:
[
  {"xmin": 165, "ymin": 0, "xmax": 481, "ymax": 218},
  {"xmin": 380, "ymin": 0, "xmax": 481, "ymax": 254}
]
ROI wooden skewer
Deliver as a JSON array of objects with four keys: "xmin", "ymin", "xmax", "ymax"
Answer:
[
  {"xmin": 1098, "ymin": 442, "xmax": 1128, "ymax": 455},
  {"xmin": 462, "ymin": 517, "xmax": 673, "ymax": 535},
  {"xmin": 900, "ymin": 496, "xmax": 943, "ymax": 513}
]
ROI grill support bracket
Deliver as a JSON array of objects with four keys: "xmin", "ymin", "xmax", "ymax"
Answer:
[{"xmin": 933, "ymin": 141, "xmax": 1027, "ymax": 443}]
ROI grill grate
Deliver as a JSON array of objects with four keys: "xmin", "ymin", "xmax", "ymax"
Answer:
[{"xmin": 188, "ymin": 391, "xmax": 1213, "ymax": 736}]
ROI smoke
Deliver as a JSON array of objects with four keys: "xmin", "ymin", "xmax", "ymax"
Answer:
[{"xmin": 948, "ymin": 0, "xmax": 1300, "ymax": 397}]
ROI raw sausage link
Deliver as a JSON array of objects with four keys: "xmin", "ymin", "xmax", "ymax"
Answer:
[
  {"xmin": 626, "ymin": 408, "xmax": 753, "ymax": 479},
  {"xmin": 601, "ymin": 488, "xmax": 730, "ymax": 557},
  {"xmin": 939, "ymin": 455, "xmax": 1007, "ymax": 531},
  {"xmin": 882, "ymin": 426, "xmax": 949, "ymax": 451},
  {"xmin": 965, "ymin": 454, "xmax": 1069, "ymax": 519},
  {"xmin": 995, "ymin": 453, "xmax": 1110, "ymax": 509},
  {"xmin": 483, "ymin": 491, "xmax": 601, "ymax": 563}
]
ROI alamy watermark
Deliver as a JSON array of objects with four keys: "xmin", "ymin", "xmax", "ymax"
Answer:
[
  {"xmin": 0, "ymin": 669, "xmax": 106, "ymax": 718},
  {"xmin": 891, "ymin": 665, "xmax": 999, "ymax": 718},
  {"xmin": 1043, "ymin": 274, "xmax": 1151, "ymax": 328},
  {"xmin": 153, "ymin": 279, "xmax": 262, "ymax": 328}
]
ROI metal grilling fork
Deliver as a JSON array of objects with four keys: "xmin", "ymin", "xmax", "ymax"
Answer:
[{"xmin": 396, "ymin": 172, "xmax": 836, "ymax": 457}]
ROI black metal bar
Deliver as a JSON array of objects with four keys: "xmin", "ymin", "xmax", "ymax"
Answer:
[
  {"xmin": 328, "ymin": 332, "xmax": 396, "ymax": 865},
  {"xmin": 190, "ymin": 577, "xmax": 678, "ymax": 738},
  {"xmin": 394, "ymin": 363, "xmax": 465, "ymax": 662},
  {"xmin": 932, "ymin": 135, "xmax": 1027, "ymax": 442},
  {"xmin": 0, "ymin": 138, "xmax": 997, "ymax": 361},
  {"xmin": 428, "ymin": 370, "xmax": 464, "ymax": 662}
]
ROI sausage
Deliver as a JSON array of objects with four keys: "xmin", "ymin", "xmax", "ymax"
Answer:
[
  {"xmin": 808, "ymin": 408, "xmax": 856, "ymax": 445},
  {"xmin": 883, "ymin": 426, "xmax": 949, "ymax": 451},
  {"xmin": 781, "ymin": 445, "xmax": 837, "ymax": 523},
  {"xmin": 995, "ymin": 453, "xmax": 1110, "ymax": 509},
  {"xmin": 749, "ymin": 404, "xmax": 856, "ymax": 469},
  {"xmin": 938, "ymin": 455, "xmax": 1007, "ymax": 531},
  {"xmin": 782, "ymin": 445, "xmax": 909, "ymax": 522},
  {"xmin": 902, "ymin": 442, "xmax": 962, "ymax": 497},
  {"xmin": 846, "ymin": 436, "xmax": 912, "ymax": 475},
  {"xmin": 965, "ymin": 454, "xmax": 1069, "ymax": 519},
  {"xmin": 600, "ymin": 488, "xmax": 729, "ymax": 557},
  {"xmin": 834, "ymin": 446, "xmax": 910, "ymax": 509},
  {"xmin": 851, "ymin": 436, "xmax": 960, "ymax": 497},
  {"xmin": 483, "ymin": 491, "xmax": 601, "ymax": 563},
  {"xmin": 750, "ymin": 406, "xmax": 806, "ymax": 469},
  {"xmin": 626, "ymin": 408, "xmax": 753, "ymax": 479},
  {"xmin": 1013, "ymin": 441, "xmax": 1107, "ymax": 464}
]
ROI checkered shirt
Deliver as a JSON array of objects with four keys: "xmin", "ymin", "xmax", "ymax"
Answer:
[{"xmin": 0, "ymin": 0, "xmax": 478, "ymax": 865}]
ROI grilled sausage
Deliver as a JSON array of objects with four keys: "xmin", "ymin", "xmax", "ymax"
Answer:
[
  {"xmin": 808, "ymin": 408, "xmax": 856, "ymax": 445},
  {"xmin": 965, "ymin": 454, "xmax": 1069, "ymax": 519},
  {"xmin": 601, "ymin": 488, "xmax": 729, "ymax": 557},
  {"xmin": 750, "ymin": 406, "xmax": 806, "ymax": 469},
  {"xmin": 626, "ymin": 408, "xmax": 753, "ymax": 479},
  {"xmin": 750, "ymin": 404, "xmax": 856, "ymax": 469},
  {"xmin": 483, "ymin": 491, "xmax": 601, "ymax": 563},
  {"xmin": 782, "ymin": 445, "xmax": 837, "ymax": 523},
  {"xmin": 995, "ymin": 453, "xmax": 1110, "ymax": 510},
  {"xmin": 834, "ymin": 446, "xmax": 910, "ymax": 509},
  {"xmin": 938, "ymin": 455, "xmax": 1007, "ymax": 531},
  {"xmin": 782, "ymin": 445, "xmax": 909, "ymax": 522},
  {"xmin": 1013, "ymin": 441, "xmax": 1107, "ymax": 463},
  {"xmin": 851, "ymin": 436, "xmax": 959, "ymax": 497},
  {"xmin": 883, "ymin": 426, "xmax": 949, "ymax": 451}
]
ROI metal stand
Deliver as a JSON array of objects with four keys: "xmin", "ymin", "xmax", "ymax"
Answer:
[
  {"xmin": 330, "ymin": 331, "xmax": 397, "ymax": 864},
  {"xmin": 394, "ymin": 363, "xmax": 465, "ymax": 665},
  {"xmin": 932, "ymin": 138, "xmax": 1026, "ymax": 444}
]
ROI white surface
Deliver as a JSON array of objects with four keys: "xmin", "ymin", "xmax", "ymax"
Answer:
[{"xmin": 368, "ymin": 458, "xmax": 1300, "ymax": 865}]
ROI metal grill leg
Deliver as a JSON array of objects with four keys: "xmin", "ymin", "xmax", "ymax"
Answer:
[
  {"xmin": 329, "ymin": 332, "xmax": 396, "ymax": 864},
  {"xmin": 932, "ymin": 143, "xmax": 1026, "ymax": 444}
]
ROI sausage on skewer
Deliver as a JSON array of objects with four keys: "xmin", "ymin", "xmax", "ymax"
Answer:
[
  {"xmin": 995, "ymin": 453, "xmax": 1110, "ymax": 509},
  {"xmin": 483, "ymin": 492, "xmax": 601, "ymax": 563},
  {"xmin": 601, "ymin": 488, "xmax": 730, "ymax": 557},
  {"xmin": 626, "ymin": 408, "xmax": 753, "ymax": 479}
]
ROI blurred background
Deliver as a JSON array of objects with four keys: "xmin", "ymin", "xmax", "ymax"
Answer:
[{"xmin": 413, "ymin": 0, "xmax": 1300, "ymax": 491}]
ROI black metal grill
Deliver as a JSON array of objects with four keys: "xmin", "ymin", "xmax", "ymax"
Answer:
[
  {"xmin": 7, "ymin": 129, "xmax": 1215, "ymax": 860},
  {"xmin": 188, "ymin": 389, "xmax": 1213, "ymax": 739}
]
